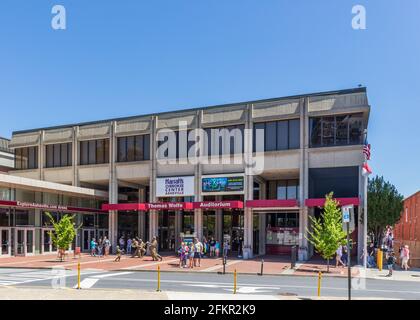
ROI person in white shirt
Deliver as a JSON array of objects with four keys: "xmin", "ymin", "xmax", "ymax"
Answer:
[
  {"xmin": 335, "ymin": 245, "xmax": 345, "ymax": 268},
  {"xmin": 193, "ymin": 238, "xmax": 203, "ymax": 267}
]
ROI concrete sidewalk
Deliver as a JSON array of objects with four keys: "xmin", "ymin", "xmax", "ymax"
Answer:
[{"xmin": 0, "ymin": 287, "xmax": 391, "ymax": 300}]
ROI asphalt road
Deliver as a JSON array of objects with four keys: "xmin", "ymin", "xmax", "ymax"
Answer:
[{"xmin": 1, "ymin": 268, "xmax": 419, "ymax": 299}]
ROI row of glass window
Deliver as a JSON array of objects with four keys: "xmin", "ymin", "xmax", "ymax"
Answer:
[{"xmin": 13, "ymin": 113, "xmax": 364, "ymax": 169}]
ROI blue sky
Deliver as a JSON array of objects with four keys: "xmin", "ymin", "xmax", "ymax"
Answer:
[{"xmin": 0, "ymin": 1, "xmax": 419, "ymax": 197}]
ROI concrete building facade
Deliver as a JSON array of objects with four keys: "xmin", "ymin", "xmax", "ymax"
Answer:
[{"xmin": 2, "ymin": 87, "xmax": 370, "ymax": 261}]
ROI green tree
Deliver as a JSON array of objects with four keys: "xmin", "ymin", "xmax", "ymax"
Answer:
[
  {"xmin": 366, "ymin": 176, "xmax": 404, "ymax": 245},
  {"xmin": 306, "ymin": 193, "xmax": 347, "ymax": 272},
  {"xmin": 45, "ymin": 212, "xmax": 80, "ymax": 261}
]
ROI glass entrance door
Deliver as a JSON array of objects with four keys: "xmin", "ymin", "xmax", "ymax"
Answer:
[
  {"xmin": 222, "ymin": 210, "xmax": 244, "ymax": 255},
  {"xmin": 42, "ymin": 228, "xmax": 57, "ymax": 254},
  {"xmin": 0, "ymin": 228, "xmax": 11, "ymax": 256},
  {"xmin": 82, "ymin": 229, "xmax": 95, "ymax": 252},
  {"xmin": 15, "ymin": 228, "xmax": 35, "ymax": 256},
  {"xmin": 158, "ymin": 212, "xmax": 175, "ymax": 251}
]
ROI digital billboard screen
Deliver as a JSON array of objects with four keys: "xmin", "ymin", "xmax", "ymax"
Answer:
[{"xmin": 202, "ymin": 176, "xmax": 244, "ymax": 193}]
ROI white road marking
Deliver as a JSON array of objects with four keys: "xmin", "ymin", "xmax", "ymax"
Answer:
[
  {"xmin": 92, "ymin": 271, "xmax": 134, "ymax": 279},
  {"xmin": 73, "ymin": 278, "xmax": 99, "ymax": 289}
]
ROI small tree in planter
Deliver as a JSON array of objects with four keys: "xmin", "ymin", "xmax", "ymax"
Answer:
[
  {"xmin": 306, "ymin": 193, "xmax": 347, "ymax": 272},
  {"xmin": 45, "ymin": 212, "xmax": 80, "ymax": 262}
]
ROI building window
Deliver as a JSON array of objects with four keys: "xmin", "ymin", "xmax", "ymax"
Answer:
[
  {"xmin": 45, "ymin": 143, "xmax": 72, "ymax": 168},
  {"xmin": 267, "ymin": 180, "xmax": 299, "ymax": 200},
  {"xmin": 309, "ymin": 113, "xmax": 363, "ymax": 147},
  {"xmin": 308, "ymin": 166, "xmax": 359, "ymax": 198},
  {"xmin": 203, "ymin": 125, "xmax": 245, "ymax": 157},
  {"xmin": 117, "ymin": 134, "xmax": 150, "ymax": 162},
  {"xmin": 253, "ymin": 119, "xmax": 300, "ymax": 152},
  {"xmin": 14, "ymin": 146, "xmax": 38, "ymax": 170},
  {"xmin": 79, "ymin": 139, "xmax": 109, "ymax": 165},
  {"xmin": 157, "ymin": 130, "xmax": 196, "ymax": 160}
]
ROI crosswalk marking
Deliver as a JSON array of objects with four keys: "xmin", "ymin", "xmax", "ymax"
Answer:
[{"xmin": 0, "ymin": 269, "xmax": 99, "ymax": 286}]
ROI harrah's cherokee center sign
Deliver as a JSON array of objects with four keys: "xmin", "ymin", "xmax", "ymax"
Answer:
[{"xmin": 156, "ymin": 176, "xmax": 195, "ymax": 197}]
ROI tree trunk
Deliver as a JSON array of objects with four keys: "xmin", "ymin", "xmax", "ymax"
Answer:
[{"xmin": 327, "ymin": 258, "xmax": 330, "ymax": 273}]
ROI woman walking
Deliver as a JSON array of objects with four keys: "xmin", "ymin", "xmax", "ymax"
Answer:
[{"xmin": 401, "ymin": 245, "xmax": 410, "ymax": 271}]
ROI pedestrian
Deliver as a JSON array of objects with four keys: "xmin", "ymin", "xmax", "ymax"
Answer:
[
  {"xmin": 127, "ymin": 238, "xmax": 132, "ymax": 255},
  {"xmin": 97, "ymin": 237, "xmax": 103, "ymax": 257},
  {"xmin": 215, "ymin": 240, "xmax": 220, "ymax": 257},
  {"xmin": 188, "ymin": 242, "xmax": 195, "ymax": 269},
  {"xmin": 342, "ymin": 245, "xmax": 348, "ymax": 266},
  {"xmin": 90, "ymin": 238, "xmax": 97, "ymax": 257},
  {"xmin": 138, "ymin": 239, "xmax": 146, "ymax": 258},
  {"xmin": 194, "ymin": 238, "xmax": 203, "ymax": 267},
  {"xmin": 223, "ymin": 240, "xmax": 230, "ymax": 257},
  {"xmin": 335, "ymin": 245, "xmax": 345, "ymax": 268},
  {"xmin": 209, "ymin": 237, "xmax": 216, "ymax": 257},
  {"xmin": 103, "ymin": 236, "xmax": 110, "ymax": 256},
  {"xmin": 386, "ymin": 251, "xmax": 396, "ymax": 277},
  {"xmin": 401, "ymin": 245, "xmax": 410, "ymax": 271},
  {"xmin": 119, "ymin": 236, "xmax": 125, "ymax": 251},
  {"xmin": 367, "ymin": 243, "xmax": 375, "ymax": 268},
  {"xmin": 114, "ymin": 246, "xmax": 123, "ymax": 262},
  {"xmin": 178, "ymin": 242, "xmax": 186, "ymax": 268}
]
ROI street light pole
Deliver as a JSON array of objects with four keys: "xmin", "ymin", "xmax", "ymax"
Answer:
[{"xmin": 363, "ymin": 173, "xmax": 368, "ymax": 270}]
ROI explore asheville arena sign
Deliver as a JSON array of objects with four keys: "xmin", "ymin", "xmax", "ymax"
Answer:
[{"xmin": 156, "ymin": 176, "xmax": 195, "ymax": 197}]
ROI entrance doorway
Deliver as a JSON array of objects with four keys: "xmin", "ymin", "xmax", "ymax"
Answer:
[
  {"xmin": 222, "ymin": 210, "xmax": 244, "ymax": 255},
  {"xmin": 158, "ymin": 211, "xmax": 175, "ymax": 251},
  {"xmin": 0, "ymin": 228, "xmax": 11, "ymax": 256},
  {"xmin": 15, "ymin": 228, "xmax": 35, "ymax": 256},
  {"xmin": 82, "ymin": 229, "xmax": 95, "ymax": 252},
  {"xmin": 41, "ymin": 228, "xmax": 57, "ymax": 254}
]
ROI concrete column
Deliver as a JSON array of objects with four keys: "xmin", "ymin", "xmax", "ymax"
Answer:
[
  {"xmin": 243, "ymin": 104, "xmax": 254, "ymax": 259},
  {"xmin": 258, "ymin": 181, "xmax": 267, "ymax": 255},
  {"xmin": 108, "ymin": 121, "xmax": 118, "ymax": 252},
  {"xmin": 38, "ymin": 130, "xmax": 44, "ymax": 180},
  {"xmin": 149, "ymin": 116, "xmax": 158, "ymax": 241},
  {"xmin": 299, "ymin": 97, "xmax": 310, "ymax": 261},
  {"xmin": 72, "ymin": 126, "xmax": 79, "ymax": 187},
  {"xmin": 175, "ymin": 211, "xmax": 182, "ymax": 248},
  {"xmin": 193, "ymin": 109, "xmax": 203, "ymax": 240},
  {"xmin": 215, "ymin": 209, "xmax": 223, "ymax": 242},
  {"xmin": 138, "ymin": 188, "xmax": 146, "ymax": 239}
]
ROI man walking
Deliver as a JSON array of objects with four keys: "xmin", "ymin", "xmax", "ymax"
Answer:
[
  {"xmin": 149, "ymin": 237, "xmax": 163, "ymax": 261},
  {"xmin": 401, "ymin": 245, "xmax": 410, "ymax": 271}
]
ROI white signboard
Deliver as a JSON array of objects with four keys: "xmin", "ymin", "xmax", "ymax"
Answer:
[
  {"xmin": 156, "ymin": 176, "xmax": 195, "ymax": 197},
  {"xmin": 343, "ymin": 206, "xmax": 351, "ymax": 223}
]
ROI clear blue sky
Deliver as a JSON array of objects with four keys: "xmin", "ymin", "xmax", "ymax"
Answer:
[{"xmin": 0, "ymin": 1, "xmax": 419, "ymax": 197}]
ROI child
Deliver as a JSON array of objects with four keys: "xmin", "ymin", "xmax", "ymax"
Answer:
[
  {"xmin": 178, "ymin": 242, "xmax": 186, "ymax": 268},
  {"xmin": 188, "ymin": 243, "xmax": 195, "ymax": 269},
  {"xmin": 215, "ymin": 240, "xmax": 220, "ymax": 258},
  {"xmin": 114, "ymin": 245, "xmax": 123, "ymax": 262},
  {"xmin": 386, "ymin": 251, "xmax": 396, "ymax": 277}
]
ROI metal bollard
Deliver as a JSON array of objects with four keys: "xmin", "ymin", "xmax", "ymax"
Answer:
[
  {"xmin": 259, "ymin": 259, "xmax": 264, "ymax": 276},
  {"xmin": 317, "ymin": 271, "xmax": 322, "ymax": 297},
  {"xmin": 76, "ymin": 260, "xmax": 81, "ymax": 289},
  {"xmin": 233, "ymin": 269, "xmax": 237, "ymax": 294},
  {"xmin": 377, "ymin": 249, "xmax": 383, "ymax": 271},
  {"xmin": 223, "ymin": 255, "xmax": 227, "ymax": 275},
  {"xmin": 291, "ymin": 246, "xmax": 297, "ymax": 269},
  {"xmin": 156, "ymin": 265, "xmax": 161, "ymax": 292}
]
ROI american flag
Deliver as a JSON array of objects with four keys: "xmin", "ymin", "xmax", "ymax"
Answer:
[{"xmin": 363, "ymin": 142, "xmax": 371, "ymax": 160}]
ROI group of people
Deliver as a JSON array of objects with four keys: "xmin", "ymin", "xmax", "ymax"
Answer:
[
  {"xmin": 335, "ymin": 244, "xmax": 351, "ymax": 268},
  {"xmin": 89, "ymin": 236, "xmax": 111, "ymax": 257},
  {"xmin": 114, "ymin": 236, "xmax": 163, "ymax": 262}
]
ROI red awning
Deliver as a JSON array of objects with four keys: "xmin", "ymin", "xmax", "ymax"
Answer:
[
  {"xmin": 102, "ymin": 202, "xmax": 193, "ymax": 211},
  {"xmin": 246, "ymin": 199, "xmax": 299, "ymax": 208},
  {"xmin": 192, "ymin": 201, "xmax": 244, "ymax": 210},
  {"xmin": 305, "ymin": 197, "xmax": 360, "ymax": 207},
  {"xmin": 0, "ymin": 200, "xmax": 106, "ymax": 213}
]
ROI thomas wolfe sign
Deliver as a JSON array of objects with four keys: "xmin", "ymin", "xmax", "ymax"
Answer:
[{"xmin": 156, "ymin": 176, "xmax": 194, "ymax": 197}]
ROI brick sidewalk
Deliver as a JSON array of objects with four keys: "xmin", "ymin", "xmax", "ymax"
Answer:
[{"xmin": 0, "ymin": 253, "xmax": 360, "ymax": 277}]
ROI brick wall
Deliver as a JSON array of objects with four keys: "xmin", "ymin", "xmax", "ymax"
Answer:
[{"xmin": 394, "ymin": 191, "xmax": 420, "ymax": 267}]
